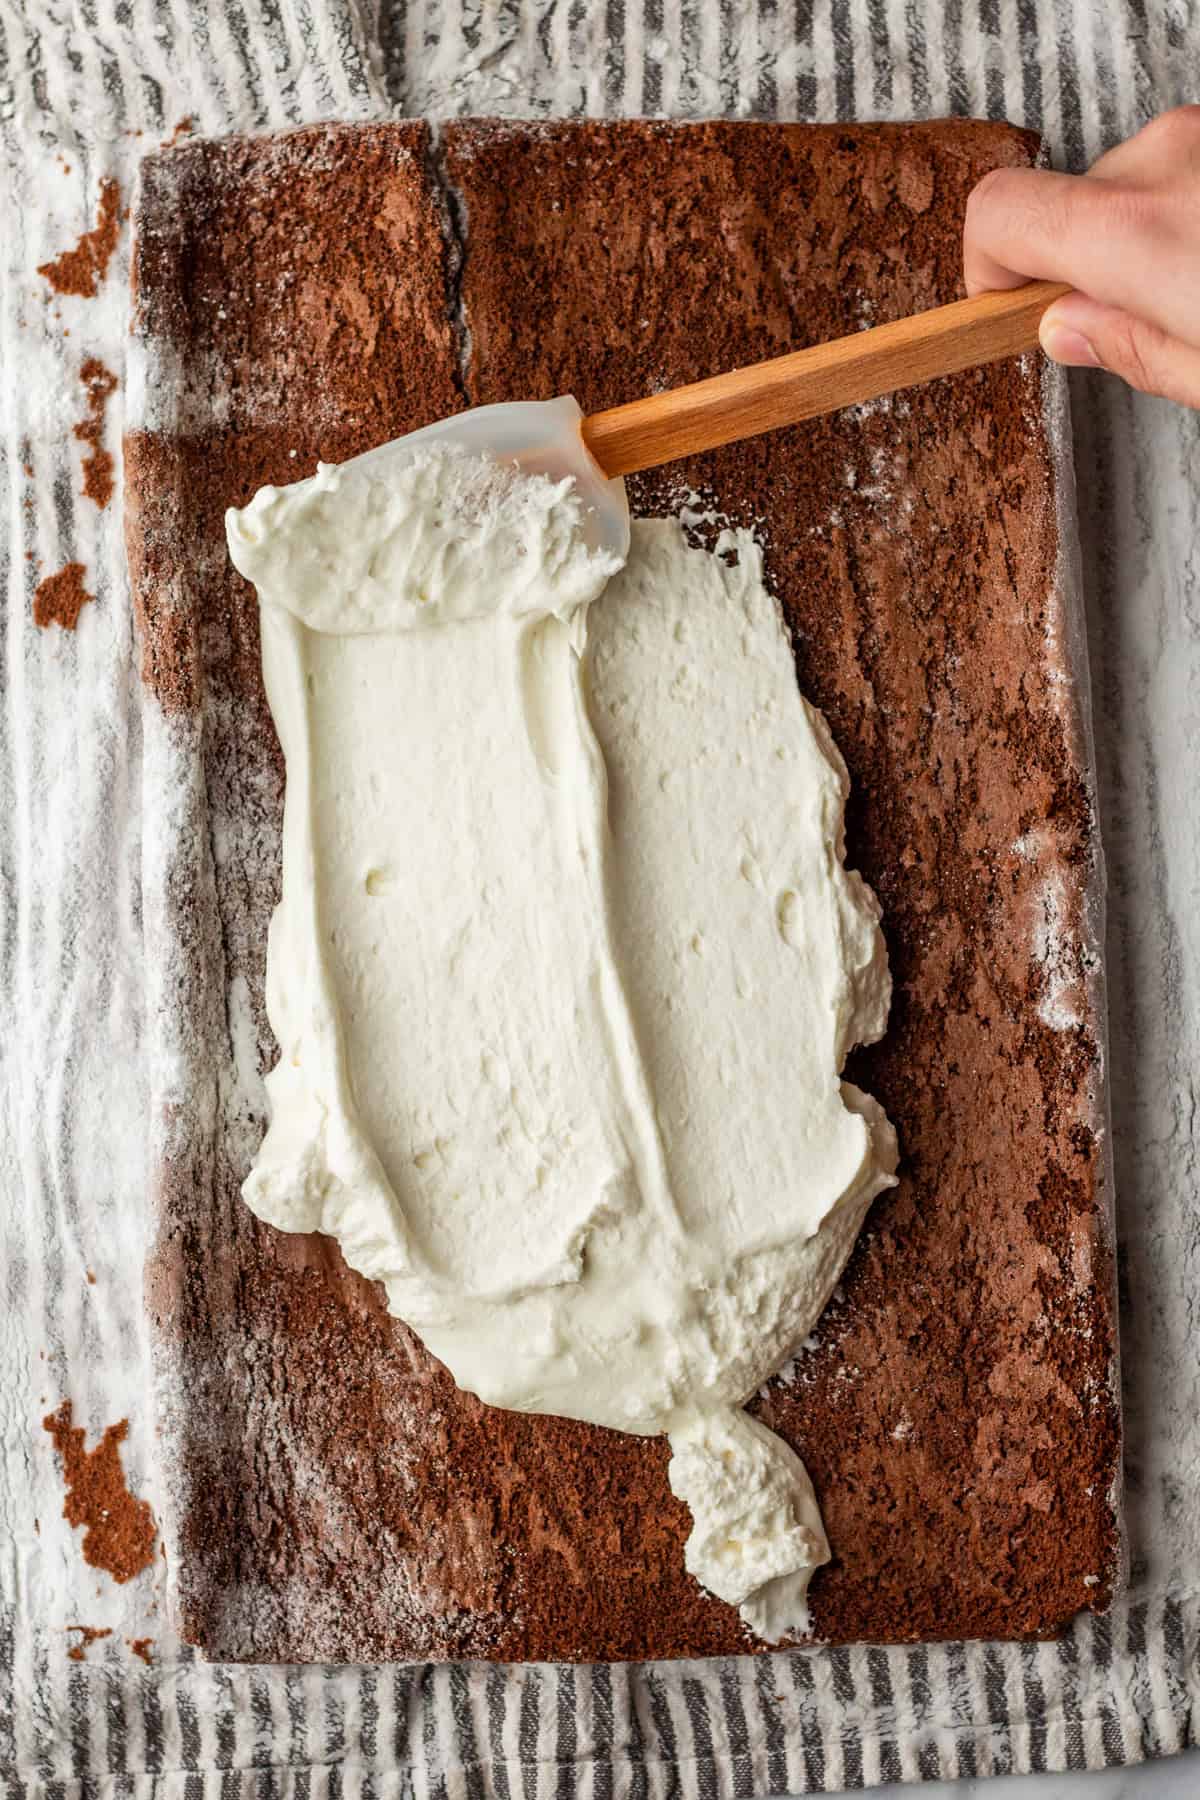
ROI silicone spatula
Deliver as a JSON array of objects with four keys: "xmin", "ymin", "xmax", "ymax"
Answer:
[
  {"xmin": 345, "ymin": 279, "xmax": 1069, "ymax": 562},
  {"xmin": 580, "ymin": 279, "xmax": 1070, "ymax": 477}
]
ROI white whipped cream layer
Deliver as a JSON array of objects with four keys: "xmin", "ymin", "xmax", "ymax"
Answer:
[{"xmin": 226, "ymin": 444, "xmax": 897, "ymax": 1640}]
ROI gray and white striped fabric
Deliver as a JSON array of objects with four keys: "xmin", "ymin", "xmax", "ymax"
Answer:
[{"xmin": 2, "ymin": 0, "xmax": 1198, "ymax": 1793}]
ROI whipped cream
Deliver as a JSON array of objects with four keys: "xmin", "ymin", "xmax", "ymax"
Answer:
[{"xmin": 227, "ymin": 443, "xmax": 897, "ymax": 1639}]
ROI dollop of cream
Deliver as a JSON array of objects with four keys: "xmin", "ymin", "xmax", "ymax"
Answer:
[
  {"xmin": 226, "ymin": 444, "xmax": 897, "ymax": 1639},
  {"xmin": 227, "ymin": 448, "xmax": 614, "ymax": 632}
]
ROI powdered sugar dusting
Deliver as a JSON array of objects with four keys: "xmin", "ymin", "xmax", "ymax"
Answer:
[{"xmin": 1032, "ymin": 869, "xmax": 1085, "ymax": 1033}]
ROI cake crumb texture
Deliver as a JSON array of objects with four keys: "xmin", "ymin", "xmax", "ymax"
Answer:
[{"xmin": 125, "ymin": 118, "xmax": 1119, "ymax": 1663}]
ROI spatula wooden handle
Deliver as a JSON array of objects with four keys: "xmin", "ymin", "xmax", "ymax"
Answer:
[{"xmin": 581, "ymin": 281, "xmax": 1071, "ymax": 479}]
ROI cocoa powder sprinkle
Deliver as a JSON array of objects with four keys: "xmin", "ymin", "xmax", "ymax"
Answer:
[
  {"xmin": 73, "ymin": 359, "xmax": 119, "ymax": 509},
  {"xmin": 66, "ymin": 1625, "xmax": 112, "ymax": 1662},
  {"xmin": 43, "ymin": 1402, "xmax": 157, "ymax": 1583},
  {"xmin": 38, "ymin": 177, "xmax": 122, "ymax": 298},
  {"xmin": 34, "ymin": 563, "xmax": 94, "ymax": 631}
]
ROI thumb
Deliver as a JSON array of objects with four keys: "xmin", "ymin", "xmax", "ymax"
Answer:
[{"xmin": 1039, "ymin": 292, "xmax": 1200, "ymax": 410}]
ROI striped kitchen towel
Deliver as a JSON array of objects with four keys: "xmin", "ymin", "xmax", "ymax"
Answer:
[{"xmin": 2, "ymin": 0, "xmax": 1197, "ymax": 1792}]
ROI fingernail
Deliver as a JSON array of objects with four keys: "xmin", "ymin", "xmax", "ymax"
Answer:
[{"xmin": 1040, "ymin": 321, "xmax": 1101, "ymax": 368}]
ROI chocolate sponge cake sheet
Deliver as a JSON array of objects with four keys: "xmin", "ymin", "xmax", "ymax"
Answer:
[{"xmin": 125, "ymin": 117, "xmax": 1120, "ymax": 1663}]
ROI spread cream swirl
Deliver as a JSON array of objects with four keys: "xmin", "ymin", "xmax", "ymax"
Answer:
[{"xmin": 227, "ymin": 444, "xmax": 897, "ymax": 1640}]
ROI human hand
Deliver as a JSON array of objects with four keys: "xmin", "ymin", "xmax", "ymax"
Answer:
[{"xmin": 964, "ymin": 106, "xmax": 1200, "ymax": 408}]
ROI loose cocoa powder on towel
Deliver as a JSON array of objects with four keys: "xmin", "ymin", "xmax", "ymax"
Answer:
[
  {"xmin": 38, "ymin": 177, "xmax": 122, "ymax": 299},
  {"xmin": 43, "ymin": 1402, "xmax": 157, "ymax": 1583},
  {"xmin": 33, "ymin": 563, "xmax": 93, "ymax": 631},
  {"xmin": 66, "ymin": 1625, "xmax": 112, "ymax": 1662},
  {"xmin": 74, "ymin": 359, "xmax": 119, "ymax": 509}
]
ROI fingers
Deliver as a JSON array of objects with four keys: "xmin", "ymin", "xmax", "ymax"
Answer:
[
  {"xmin": 963, "ymin": 165, "xmax": 1197, "ymax": 343},
  {"xmin": 1039, "ymin": 291, "xmax": 1200, "ymax": 409},
  {"xmin": 963, "ymin": 167, "xmax": 1084, "ymax": 294},
  {"xmin": 965, "ymin": 109, "xmax": 1200, "ymax": 411},
  {"xmin": 1089, "ymin": 104, "xmax": 1200, "ymax": 183}
]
